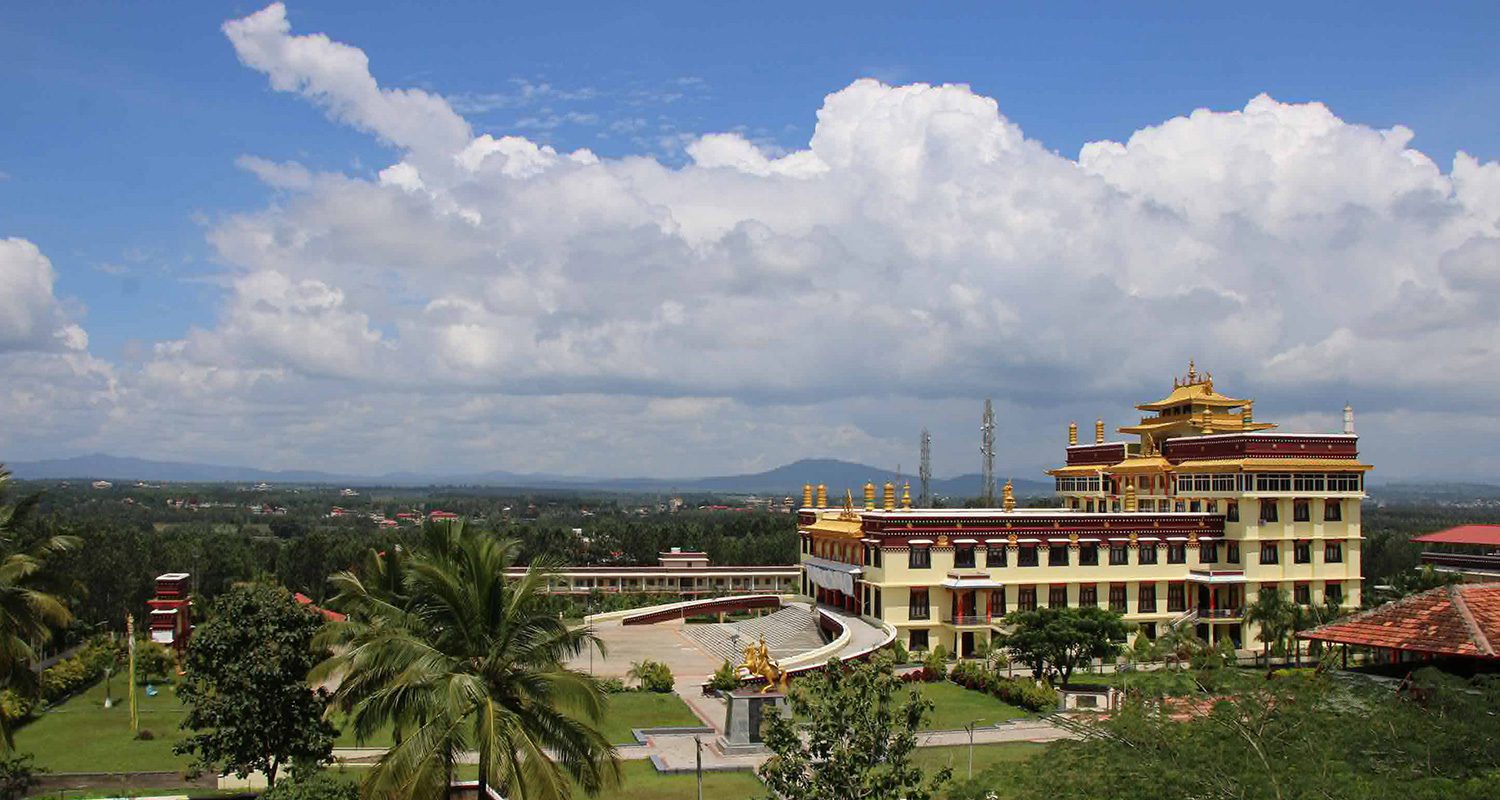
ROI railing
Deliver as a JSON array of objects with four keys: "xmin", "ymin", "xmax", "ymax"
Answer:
[
  {"xmin": 948, "ymin": 615, "xmax": 995, "ymax": 626},
  {"xmin": 1168, "ymin": 609, "xmax": 1198, "ymax": 631},
  {"xmin": 1420, "ymin": 552, "xmax": 1500, "ymax": 570},
  {"xmin": 1197, "ymin": 607, "xmax": 1245, "ymax": 619}
]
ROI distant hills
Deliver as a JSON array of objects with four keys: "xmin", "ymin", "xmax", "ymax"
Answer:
[{"xmin": 3, "ymin": 453, "xmax": 1051, "ymax": 496}]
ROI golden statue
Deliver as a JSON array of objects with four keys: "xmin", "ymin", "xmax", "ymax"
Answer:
[{"xmin": 738, "ymin": 636, "xmax": 789, "ymax": 694}]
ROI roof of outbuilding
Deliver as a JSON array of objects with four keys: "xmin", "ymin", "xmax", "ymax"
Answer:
[
  {"xmin": 1297, "ymin": 583, "xmax": 1500, "ymax": 659},
  {"xmin": 1412, "ymin": 525, "xmax": 1500, "ymax": 547}
]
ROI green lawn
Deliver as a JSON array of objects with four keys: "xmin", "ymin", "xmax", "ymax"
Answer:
[
  {"xmin": 917, "ymin": 682, "xmax": 1032, "ymax": 731},
  {"xmin": 593, "ymin": 761, "xmax": 765, "ymax": 800},
  {"xmin": 15, "ymin": 680, "xmax": 191, "ymax": 773},
  {"xmin": 598, "ymin": 692, "xmax": 705, "ymax": 744},
  {"xmin": 913, "ymin": 741, "xmax": 1046, "ymax": 776}
]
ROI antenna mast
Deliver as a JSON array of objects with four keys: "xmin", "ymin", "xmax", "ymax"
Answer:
[
  {"xmin": 919, "ymin": 428, "xmax": 932, "ymax": 507},
  {"xmin": 980, "ymin": 399, "xmax": 996, "ymax": 505}
]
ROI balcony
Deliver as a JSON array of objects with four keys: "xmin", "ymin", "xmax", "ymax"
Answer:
[
  {"xmin": 1420, "ymin": 551, "xmax": 1500, "ymax": 576},
  {"xmin": 1195, "ymin": 607, "xmax": 1244, "ymax": 620},
  {"xmin": 947, "ymin": 614, "xmax": 998, "ymax": 627}
]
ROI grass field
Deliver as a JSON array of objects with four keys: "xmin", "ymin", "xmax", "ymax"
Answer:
[
  {"xmin": 15, "ymin": 681, "xmax": 191, "ymax": 773},
  {"xmin": 912, "ymin": 741, "xmax": 1046, "ymax": 778},
  {"xmin": 598, "ymin": 691, "xmax": 705, "ymax": 744},
  {"xmin": 917, "ymin": 681, "xmax": 1032, "ymax": 730}
]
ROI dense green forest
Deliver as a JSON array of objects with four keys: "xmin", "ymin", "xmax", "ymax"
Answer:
[{"xmin": 14, "ymin": 477, "xmax": 1500, "ymax": 647}]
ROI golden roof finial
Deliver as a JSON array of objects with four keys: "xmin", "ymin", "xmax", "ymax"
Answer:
[
  {"xmin": 1002, "ymin": 479, "xmax": 1015, "ymax": 512},
  {"xmin": 1094, "ymin": 418, "xmax": 1105, "ymax": 444},
  {"xmin": 883, "ymin": 481, "xmax": 895, "ymax": 511},
  {"xmin": 802, "ymin": 483, "xmax": 813, "ymax": 508},
  {"xmin": 1068, "ymin": 421, "xmax": 1078, "ymax": 446},
  {"xmin": 901, "ymin": 482, "xmax": 912, "ymax": 509},
  {"xmin": 1187, "ymin": 359, "xmax": 1197, "ymax": 384},
  {"xmin": 1124, "ymin": 482, "xmax": 1138, "ymax": 512},
  {"xmin": 841, "ymin": 489, "xmax": 857, "ymax": 520},
  {"xmin": 816, "ymin": 483, "xmax": 828, "ymax": 508},
  {"xmin": 863, "ymin": 481, "xmax": 876, "ymax": 511}
]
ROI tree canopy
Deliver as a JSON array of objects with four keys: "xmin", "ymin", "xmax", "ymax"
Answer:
[
  {"xmin": 174, "ymin": 583, "xmax": 336, "ymax": 787},
  {"xmin": 996, "ymin": 605, "xmax": 1131, "ymax": 686},
  {"xmin": 758, "ymin": 657, "xmax": 951, "ymax": 800}
]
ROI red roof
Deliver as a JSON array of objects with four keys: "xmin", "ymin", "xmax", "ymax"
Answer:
[
  {"xmin": 1412, "ymin": 525, "xmax": 1500, "ymax": 547},
  {"xmin": 293, "ymin": 592, "xmax": 347, "ymax": 622},
  {"xmin": 429, "ymin": 510, "xmax": 459, "ymax": 519},
  {"xmin": 1298, "ymin": 583, "xmax": 1500, "ymax": 659}
]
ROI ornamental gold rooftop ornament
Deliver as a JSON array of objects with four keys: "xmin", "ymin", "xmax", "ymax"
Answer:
[{"xmin": 1002, "ymin": 478, "xmax": 1016, "ymax": 512}]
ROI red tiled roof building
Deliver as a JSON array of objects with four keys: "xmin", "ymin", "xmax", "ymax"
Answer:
[{"xmin": 1298, "ymin": 583, "xmax": 1500, "ymax": 662}]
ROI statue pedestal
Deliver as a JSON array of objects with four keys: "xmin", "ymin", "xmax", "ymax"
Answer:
[{"xmin": 716, "ymin": 689, "xmax": 787, "ymax": 755}]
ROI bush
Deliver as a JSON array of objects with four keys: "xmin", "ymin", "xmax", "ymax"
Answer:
[
  {"xmin": 135, "ymin": 640, "xmax": 176, "ymax": 684},
  {"xmin": 597, "ymin": 677, "xmax": 627, "ymax": 694},
  {"xmin": 259, "ymin": 773, "xmax": 359, "ymax": 800},
  {"xmin": 135, "ymin": 729, "xmax": 155, "ymax": 741},
  {"xmin": 947, "ymin": 660, "xmax": 1056, "ymax": 712},
  {"xmin": 708, "ymin": 659, "xmax": 741, "ymax": 692},
  {"xmin": 890, "ymin": 640, "xmax": 909, "ymax": 664},
  {"xmin": 628, "ymin": 660, "xmax": 675, "ymax": 693},
  {"xmin": 0, "ymin": 754, "xmax": 41, "ymax": 800}
]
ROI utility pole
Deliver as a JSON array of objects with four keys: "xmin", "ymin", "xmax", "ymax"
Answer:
[
  {"xmin": 980, "ymin": 399, "xmax": 996, "ymax": 505},
  {"xmin": 964, "ymin": 721, "xmax": 978, "ymax": 779},
  {"xmin": 919, "ymin": 428, "xmax": 932, "ymax": 507}
]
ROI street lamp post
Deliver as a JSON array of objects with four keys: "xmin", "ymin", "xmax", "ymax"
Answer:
[
  {"xmin": 964, "ymin": 720, "xmax": 980, "ymax": 779},
  {"xmin": 695, "ymin": 735, "xmax": 703, "ymax": 800}
]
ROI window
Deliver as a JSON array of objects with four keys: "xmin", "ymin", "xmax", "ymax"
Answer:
[
  {"xmin": 874, "ymin": 548, "xmax": 882, "ymax": 568},
  {"xmin": 863, "ymin": 585, "xmax": 871, "ymax": 615},
  {"xmin": 990, "ymin": 589, "xmax": 1006, "ymax": 616},
  {"xmin": 909, "ymin": 588, "xmax": 930, "ymax": 620},
  {"xmin": 1326, "ymin": 583, "xmax": 1343, "ymax": 605},
  {"xmin": 1086, "ymin": 499, "xmax": 1095, "ymax": 513},
  {"xmin": 1138, "ymin": 584, "xmax": 1157, "ymax": 613},
  {"xmin": 1324, "ymin": 501, "xmax": 1342, "ymax": 522},
  {"xmin": 1167, "ymin": 584, "xmax": 1186, "ymax": 613},
  {"xmin": 1079, "ymin": 544, "xmax": 1099, "ymax": 566},
  {"xmin": 1226, "ymin": 501, "xmax": 1239, "ymax": 523},
  {"xmin": 1138, "ymin": 544, "xmax": 1158, "ymax": 565},
  {"xmin": 1260, "ymin": 543, "xmax": 1279, "ymax": 565},
  {"xmin": 1049, "ymin": 585, "xmax": 1068, "ymax": 608},
  {"xmin": 1294, "ymin": 584, "xmax": 1310, "ymax": 605},
  {"xmin": 986, "ymin": 545, "xmax": 1007, "ymax": 568},
  {"xmin": 1206, "ymin": 500, "xmax": 1218, "ymax": 513},
  {"xmin": 801, "ymin": 537, "xmax": 809, "ymax": 554},
  {"xmin": 1255, "ymin": 473, "xmax": 1293, "ymax": 492},
  {"xmin": 1259, "ymin": 500, "xmax": 1279, "ymax": 523},
  {"xmin": 1227, "ymin": 542, "xmax": 1241, "ymax": 564},
  {"xmin": 954, "ymin": 546, "xmax": 976, "ymax": 569},
  {"xmin": 1140, "ymin": 622, "xmax": 1157, "ymax": 640},
  {"xmin": 1294, "ymin": 541, "xmax": 1311, "ymax": 564},
  {"xmin": 1174, "ymin": 500, "xmax": 1186, "ymax": 512},
  {"xmin": 1189, "ymin": 500, "xmax": 1202, "ymax": 513},
  {"xmin": 1048, "ymin": 546, "xmax": 1070, "ymax": 567},
  {"xmin": 909, "ymin": 547, "xmax": 931, "ymax": 569},
  {"xmin": 1328, "ymin": 473, "xmax": 1362, "ymax": 492},
  {"xmin": 1199, "ymin": 542, "xmax": 1218, "ymax": 564},
  {"xmin": 909, "ymin": 629, "xmax": 929, "ymax": 651},
  {"xmin": 874, "ymin": 587, "xmax": 882, "ymax": 619},
  {"xmin": 1167, "ymin": 543, "xmax": 1187, "ymax": 564},
  {"xmin": 1110, "ymin": 544, "xmax": 1129, "ymax": 565},
  {"xmin": 1018, "ymin": 545, "xmax": 1039, "ymax": 567},
  {"xmin": 1018, "ymin": 586, "xmax": 1038, "ymax": 612},
  {"xmin": 1079, "ymin": 585, "xmax": 1098, "ymax": 607},
  {"xmin": 1109, "ymin": 584, "xmax": 1128, "ymax": 612},
  {"xmin": 1324, "ymin": 541, "xmax": 1343, "ymax": 563},
  {"xmin": 1293, "ymin": 499, "xmax": 1310, "ymax": 522}
]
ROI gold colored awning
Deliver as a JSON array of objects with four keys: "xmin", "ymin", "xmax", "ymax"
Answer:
[
  {"xmin": 1045, "ymin": 464, "xmax": 1105, "ymax": 477},
  {"xmin": 1105, "ymin": 457, "xmax": 1172, "ymax": 473},
  {"xmin": 1171, "ymin": 458, "xmax": 1373, "ymax": 473}
]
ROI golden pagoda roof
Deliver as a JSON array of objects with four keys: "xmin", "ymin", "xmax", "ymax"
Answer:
[
  {"xmin": 1135, "ymin": 361, "xmax": 1248, "ymax": 411},
  {"xmin": 1105, "ymin": 456, "xmax": 1173, "ymax": 474},
  {"xmin": 1045, "ymin": 464, "xmax": 1107, "ymax": 477},
  {"xmin": 1117, "ymin": 416, "xmax": 1276, "ymax": 435},
  {"xmin": 801, "ymin": 516, "xmax": 865, "ymax": 537}
]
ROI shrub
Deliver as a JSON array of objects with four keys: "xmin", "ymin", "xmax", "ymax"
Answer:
[
  {"xmin": 135, "ymin": 729, "xmax": 155, "ymax": 741},
  {"xmin": 921, "ymin": 645, "xmax": 950, "ymax": 680},
  {"xmin": 947, "ymin": 661, "xmax": 1057, "ymax": 712},
  {"xmin": 890, "ymin": 640, "xmax": 909, "ymax": 664},
  {"xmin": 708, "ymin": 659, "xmax": 741, "ymax": 692},
  {"xmin": 134, "ymin": 640, "xmax": 176, "ymax": 684},
  {"xmin": 259, "ymin": 773, "xmax": 359, "ymax": 800},
  {"xmin": 0, "ymin": 755, "xmax": 41, "ymax": 800},
  {"xmin": 628, "ymin": 660, "xmax": 675, "ymax": 693},
  {"xmin": 597, "ymin": 677, "xmax": 627, "ymax": 694}
]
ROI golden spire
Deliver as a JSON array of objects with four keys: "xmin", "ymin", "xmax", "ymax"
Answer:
[
  {"xmin": 840, "ymin": 489, "xmax": 857, "ymax": 520},
  {"xmin": 883, "ymin": 481, "xmax": 895, "ymax": 511},
  {"xmin": 901, "ymin": 482, "xmax": 912, "ymax": 508},
  {"xmin": 802, "ymin": 483, "xmax": 813, "ymax": 508},
  {"xmin": 1002, "ymin": 479, "xmax": 1015, "ymax": 512},
  {"xmin": 1124, "ymin": 482, "xmax": 1138, "ymax": 512},
  {"xmin": 863, "ymin": 481, "xmax": 876, "ymax": 510},
  {"xmin": 816, "ymin": 484, "xmax": 827, "ymax": 508},
  {"xmin": 1068, "ymin": 421, "xmax": 1078, "ymax": 446},
  {"xmin": 1242, "ymin": 400, "xmax": 1254, "ymax": 425},
  {"xmin": 1094, "ymin": 419, "xmax": 1105, "ymax": 444},
  {"xmin": 1187, "ymin": 359, "xmax": 1197, "ymax": 384}
]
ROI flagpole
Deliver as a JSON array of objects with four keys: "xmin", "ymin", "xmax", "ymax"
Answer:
[{"xmin": 126, "ymin": 613, "xmax": 138, "ymax": 733}]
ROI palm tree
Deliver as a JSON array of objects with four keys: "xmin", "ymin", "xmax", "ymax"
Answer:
[
  {"xmin": 0, "ymin": 467, "xmax": 78, "ymax": 752},
  {"xmin": 1244, "ymin": 588, "xmax": 1294, "ymax": 667},
  {"xmin": 317, "ymin": 522, "xmax": 619, "ymax": 800},
  {"xmin": 1156, "ymin": 626, "xmax": 1203, "ymax": 671}
]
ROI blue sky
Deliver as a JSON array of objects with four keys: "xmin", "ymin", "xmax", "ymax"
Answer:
[{"xmin": 3, "ymin": 2, "xmax": 1500, "ymax": 478}]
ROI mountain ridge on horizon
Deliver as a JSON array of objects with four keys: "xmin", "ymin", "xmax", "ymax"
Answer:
[{"xmin": 0, "ymin": 452, "xmax": 1052, "ymax": 496}]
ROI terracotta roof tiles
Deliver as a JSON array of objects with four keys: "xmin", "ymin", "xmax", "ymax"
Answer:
[{"xmin": 1298, "ymin": 583, "xmax": 1500, "ymax": 659}]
